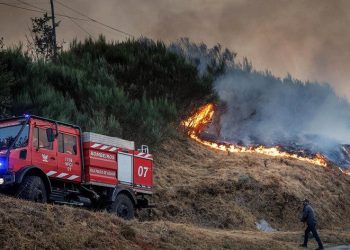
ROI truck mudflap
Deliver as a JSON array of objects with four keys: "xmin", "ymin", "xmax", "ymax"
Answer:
[
  {"xmin": 110, "ymin": 186, "xmax": 137, "ymax": 204},
  {"xmin": 136, "ymin": 197, "xmax": 156, "ymax": 209}
]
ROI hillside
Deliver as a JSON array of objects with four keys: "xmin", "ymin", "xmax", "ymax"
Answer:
[
  {"xmin": 0, "ymin": 136, "xmax": 349, "ymax": 249},
  {"xmin": 149, "ymin": 136, "xmax": 350, "ymax": 231}
]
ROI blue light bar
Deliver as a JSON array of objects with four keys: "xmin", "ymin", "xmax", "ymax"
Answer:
[{"xmin": 0, "ymin": 158, "xmax": 7, "ymax": 172}]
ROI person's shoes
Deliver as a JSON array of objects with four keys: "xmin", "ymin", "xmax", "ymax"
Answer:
[{"xmin": 299, "ymin": 244, "xmax": 307, "ymax": 248}]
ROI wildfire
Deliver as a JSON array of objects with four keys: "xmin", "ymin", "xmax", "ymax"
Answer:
[
  {"xmin": 183, "ymin": 103, "xmax": 329, "ymax": 167},
  {"xmin": 182, "ymin": 103, "xmax": 215, "ymax": 132}
]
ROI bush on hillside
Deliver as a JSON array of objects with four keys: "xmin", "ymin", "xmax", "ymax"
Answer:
[{"xmin": 0, "ymin": 37, "xmax": 213, "ymax": 145}]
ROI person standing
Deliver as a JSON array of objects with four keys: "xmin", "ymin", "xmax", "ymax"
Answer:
[{"xmin": 300, "ymin": 199, "xmax": 324, "ymax": 250}]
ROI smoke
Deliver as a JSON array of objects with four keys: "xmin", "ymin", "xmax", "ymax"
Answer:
[
  {"xmin": 214, "ymin": 69, "xmax": 350, "ymax": 168},
  {"xmin": 146, "ymin": 0, "xmax": 350, "ymax": 100},
  {"xmin": 215, "ymin": 72, "xmax": 350, "ymax": 144},
  {"xmin": 170, "ymin": 38, "xmax": 350, "ymax": 168},
  {"xmin": 169, "ymin": 38, "xmax": 236, "ymax": 76}
]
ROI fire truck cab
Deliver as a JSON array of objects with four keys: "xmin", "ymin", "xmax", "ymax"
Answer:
[{"xmin": 0, "ymin": 115, "xmax": 154, "ymax": 219}]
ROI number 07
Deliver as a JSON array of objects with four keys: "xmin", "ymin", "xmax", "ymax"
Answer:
[{"xmin": 137, "ymin": 166, "xmax": 149, "ymax": 177}]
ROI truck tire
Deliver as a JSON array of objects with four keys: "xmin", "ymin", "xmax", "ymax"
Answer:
[
  {"xmin": 16, "ymin": 175, "xmax": 47, "ymax": 203},
  {"xmin": 111, "ymin": 194, "xmax": 135, "ymax": 220}
]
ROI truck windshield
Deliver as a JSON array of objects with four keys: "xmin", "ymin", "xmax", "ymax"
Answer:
[{"xmin": 0, "ymin": 124, "xmax": 29, "ymax": 150}]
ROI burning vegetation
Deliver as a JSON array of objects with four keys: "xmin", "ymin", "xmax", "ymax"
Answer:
[{"xmin": 182, "ymin": 103, "xmax": 350, "ymax": 171}]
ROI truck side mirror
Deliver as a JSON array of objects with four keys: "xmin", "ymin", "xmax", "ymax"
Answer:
[{"xmin": 46, "ymin": 128, "xmax": 55, "ymax": 142}]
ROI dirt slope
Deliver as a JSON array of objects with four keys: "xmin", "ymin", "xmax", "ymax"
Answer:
[{"xmin": 0, "ymin": 135, "xmax": 349, "ymax": 249}]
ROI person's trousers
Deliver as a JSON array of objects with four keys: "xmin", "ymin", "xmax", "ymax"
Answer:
[{"xmin": 303, "ymin": 224, "xmax": 323, "ymax": 248}]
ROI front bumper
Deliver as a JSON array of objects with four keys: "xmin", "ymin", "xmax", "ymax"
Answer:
[{"xmin": 0, "ymin": 173, "xmax": 15, "ymax": 186}]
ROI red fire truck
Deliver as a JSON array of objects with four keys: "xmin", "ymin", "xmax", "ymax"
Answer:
[{"xmin": 0, "ymin": 115, "xmax": 154, "ymax": 219}]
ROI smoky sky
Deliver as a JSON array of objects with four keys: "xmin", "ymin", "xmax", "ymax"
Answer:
[{"xmin": 1, "ymin": 0, "xmax": 350, "ymax": 99}]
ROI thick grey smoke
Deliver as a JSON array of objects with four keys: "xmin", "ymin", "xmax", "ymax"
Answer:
[
  {"xmin": 215, "ymin": 73, "xmax": 350, "ymax": 145},
  {"xmin": 214, "ymin": 70, "xmax": 350, "ymax": 168}
]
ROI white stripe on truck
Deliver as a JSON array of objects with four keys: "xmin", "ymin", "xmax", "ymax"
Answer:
[
  {"xmin": 67, "ymin": 175, "xmax": 79, "ymax": 180},
  {"xmin": 109, "ymin": 147, "xmax": 118, "ymax": 152},
  {"xmin": 46, "ymin": 171, "xmax": 57, "ymax": 176},
  {"xmin": 56, "ymin": 173, "xmax": 68, "ymax": 178}
]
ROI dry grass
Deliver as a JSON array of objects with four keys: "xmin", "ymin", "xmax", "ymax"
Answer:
[
  {"xmin": 0, "ymin": 195, "xmax": 348, "ymax": 249},
  {"xmin": 0, "ymin": 135, "xmax": 349, "ymax": 249},
  {"xmin": 146, "ymin": 135, "xmax": 350, "ymax": 231}
]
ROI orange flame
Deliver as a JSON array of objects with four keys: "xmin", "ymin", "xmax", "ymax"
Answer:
[
  {"xmin": 182, "ymin": 103, "xmax": 215, "ymax": 132},
  {"xmin": 183, "ymin": 103, "xmax": 329, "ymax": 167}
]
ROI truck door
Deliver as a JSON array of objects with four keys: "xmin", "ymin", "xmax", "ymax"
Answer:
[
  {"xmin": 31, "ymin": 126, "xmax": 58, "ymax": 175},
  {"xmin": 56, "ymin": 133, "xmax": 81, "ymax": 182},
  {"xmin": 117, "ymin": 152, "xmax": 133, "ymax": 186}
]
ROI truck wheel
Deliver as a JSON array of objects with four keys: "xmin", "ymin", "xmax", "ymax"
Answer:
[
  {"xmin": 16, "ymin": 175, "xmax": 47, "ymax": 203},
  {"xmin": 111, "ymin": 194, "xmax": 135, "ymax": 220}
]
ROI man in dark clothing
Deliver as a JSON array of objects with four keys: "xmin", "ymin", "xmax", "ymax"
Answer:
[{"xmin": 300, "ymin": 199, "xmax": 324, "ymax": 250}]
